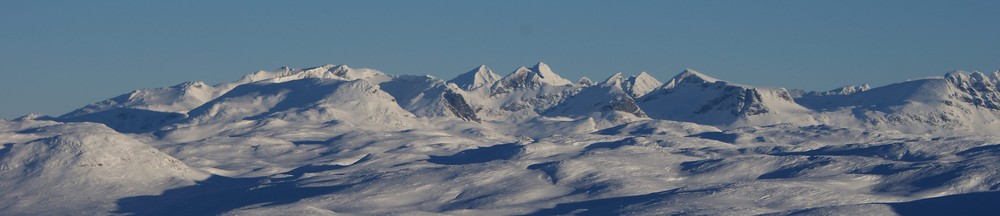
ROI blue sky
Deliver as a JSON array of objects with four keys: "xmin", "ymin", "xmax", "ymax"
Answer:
[{"xmin": 2, "ymin": 1, "xmax": 998, "ymax": 118}]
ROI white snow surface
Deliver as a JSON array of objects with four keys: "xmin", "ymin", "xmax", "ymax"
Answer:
[
  {"xmin": 5, "ymin": 63, "xmax": 1000, "ymax": 215},
  {"xmin": 449, "ymin": 65, "xmax": 502, "ymax": 90}
]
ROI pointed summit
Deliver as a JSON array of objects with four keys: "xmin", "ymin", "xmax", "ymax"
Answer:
[
  {"xmin": 602, "ymin": 72, "xmax": 626, "ymax": 88},
  {"xmin": 528, "ymin": 62, "xmax": 572, "ymax": 86},
  {"xmin": 971, "ymin": 71, "xmax": 990, "ymax": 83},
  {"xmin": 623, "ymin": 71, "xmax": 663, "ymax": 97},
  {"xmin": 945, "ymin": 70, "xmax": 970, "ymax": 82},
  {"xmin": 530, "ymin": 62, "xmax": 553, "ymax": 78},
  {"xmin": 823, "ymin": 84, "xmax": 871, "ymax": 96},
  {"xmin": 673, "ymin": 69, "xmax": 720, "ymax": 83},
  {"xmin": 632, "ymin": 71, "xmax": 658, "ymax": 82},
  {"xmin": 495, "ymin": 63, "xmax": 573, "ymax": 91},
  {"xmin": 860, "ymin": 83, "xmax": 872, "ymax": 91},
  {"xmin": 449, "ymin": 65, "xmax": 501, "ymax": 90},
  {"xmin": 577, "ymin": 77, "xmax": 594, "ymax": 86},
  {"xmin": 661, "ymin": 69, "xmax": 722, "ymax": 89},
  {"xmin": 992, "ymin": 70, "xmax": 1000, "ymax": 83}
]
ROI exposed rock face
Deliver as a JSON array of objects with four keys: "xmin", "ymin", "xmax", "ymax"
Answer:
[
  {"xmin": 443, "ymin": 91, "xmax": 481, "ymax": 122},
  {"xmin": 695, "ymin": 87, "xmax": 770, "ymax": 116},
  {"xmin": 577, "ymin": 77, "xmax": 594, "ymax": 86},
  {"xmin": 608, "ymin": 96, "xmax": 647, "ymax": 117}
]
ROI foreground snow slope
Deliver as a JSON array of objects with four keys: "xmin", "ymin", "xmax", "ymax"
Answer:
[
  {"xmin": 0, "ymin": 120, "xmax": 208, "ymax": 215},
  {"xmin": 4, "ymin": 64, "xmax": 1000, "ymax": 215}
]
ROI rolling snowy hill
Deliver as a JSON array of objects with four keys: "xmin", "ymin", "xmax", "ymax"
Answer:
[{"xmin": 4, "ymin": 63, "xmax": 1000, "ymax": 215}]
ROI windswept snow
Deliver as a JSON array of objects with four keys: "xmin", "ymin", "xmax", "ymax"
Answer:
[{"xmin": 4, "ymin": 63, "xmax": 1000, "ymax": 215}]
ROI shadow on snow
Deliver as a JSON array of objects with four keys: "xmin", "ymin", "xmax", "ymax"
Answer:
[
  {"xmin": 427, "ymin": 143, "xmax": 523, "ymax": 165},
  {"xmin": 114, "ymin": 164, "xmax": 352, "ymax": 216}
]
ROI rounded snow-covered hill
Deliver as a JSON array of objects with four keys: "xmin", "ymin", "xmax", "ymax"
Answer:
[{"xmin": 0, "ymin": 120, "xmax": 208, "ymax": 215}]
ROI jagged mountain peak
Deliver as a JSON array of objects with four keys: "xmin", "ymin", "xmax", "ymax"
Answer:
[
  {"xmin": 946, "ymin": 70, "xmax": 997, "ymax": 84},
  {"xmin": 818, "ymin": 84, "xmax": 872, "ymax": 96},
  {"xmin": 237, "ymin": 64, "xmax": 388, "ymax": 84},
  {"xmin": 860, "ymin": 83, "xmax": 872, "ymax": 90},
  {"xmin": 577, "ymin": 77, "xmax": 594, "ymax": 86},
  {"xmin": 660, "ymin": 68, "xmax": 723, "ymax": 90},
  {"xmin": 602, "ymin": 72, "xmax": 626, "ymax": 87},
  {"xmin": 530, "ymin": 62, "xmax": 552, "ymax": 78},
  {"xmin": 15, "ymin": 62, "xmax": 1000, "ymax": 216},
  {"xmin": 945, "ymin": 70, "xmax": 999, "ymax": 91},
  {"xmin": 493, "ymin": 63, "xmax": 573, "ymax": 91},
  {"xmin": 595, "ymin": 71, "xmax": 662, "ymax": 98},
  {"xmin": 449, "ymin": 65, "xmax": 501, "ymax": 90},
  {"xmin": 639, "ymin": 68, "xmax": 809, "ymax": 126},
  {"xmin": 528, "ymin": 62, "xmax": 572, "ymax": 85},
  {"xmin": 624, "ymin": 71, "xmax": 663, "ymax": 97},
  {"xmin": 945, "ymin": 70, "xmax": 972, "ymax": 81}
]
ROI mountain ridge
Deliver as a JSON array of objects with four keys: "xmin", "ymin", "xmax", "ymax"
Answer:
[
  {"xmin": 18, "ymin": 63, "xmax": 1000, "ymax": 135},
  {"xmin": 6, "ymin": 62, "xmax": 1000, "ymax": 215}
]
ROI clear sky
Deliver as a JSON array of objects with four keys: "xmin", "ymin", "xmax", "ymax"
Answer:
[{"xmin": 2, "ymin": 1, "xmax": 998, "ymax": 118}]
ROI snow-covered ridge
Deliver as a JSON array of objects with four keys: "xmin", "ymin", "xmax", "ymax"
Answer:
[
  {"xmin": 39, "ymin": 63, "xmax": 1000, "ymax": 134},
  {"xmin": 491, "ymin": 62, "xmax": 573, "ymax": 92},
  {"xmin": 8, "ymin": 63, "xmax": 1000, "ymax": 215},
  {"xmin": 448, "ymin": 65, "xmax": 501, "ymax": 90}
]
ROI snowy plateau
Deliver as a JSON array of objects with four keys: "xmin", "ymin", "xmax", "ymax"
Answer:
[{"xmin": 4, "ymin": 62, "xmax": 1000, "ymax": 215}]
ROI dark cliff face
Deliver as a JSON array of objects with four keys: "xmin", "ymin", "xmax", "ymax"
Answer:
[
  {"xmin": 443, "ymin": 91, "xmax": 481, "ymax": 123},
  {"xmin": 608, "ymin": 96, "xmax": 647, "ymax": 118},
  {"xmin": 691, "ymin": 85, "xmax": 770, "ymax": 117}
]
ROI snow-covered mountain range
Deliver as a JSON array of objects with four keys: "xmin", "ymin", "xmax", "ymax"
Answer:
[{"xmin": 4, "ymin": 62, "xmax": 1000, "ymax": 215}]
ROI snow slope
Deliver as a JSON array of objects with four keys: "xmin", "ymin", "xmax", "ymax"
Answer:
[
  {"xmin": 449, "ymin": 65, "xmax": 502, "ymax": 91},
  {"xmin": 639, "ymin": 69, "xmax": 817, "ymax": 127},
  {"xmin": 799, "ymin": 71, "xmax": 1000, "ymax": 134},
  {"xmin": 544, "ymin": 73, "xmax": 649, "ymax": 126},
  {"xmin": 473, "ymin": 62, "xmax": 580, "ymax": 122},
  {"xmin": 184, "ymin": 78, "xmax": 415, "ymax": 128},
  {"xmin": 0, "ymin": 120, "xmax": 208, "ymax": 215},
  {"xmin": 63, "ymin": 81, "xmax": 223, "ymax": 117},
  {"xmin": 623, "ymin": 72, "xmax": 663, "ymax": 97},
  {"xmin": 380, "ymin": 75, "xmax": 481, "ymax": 122},
  {"xmin": 6, "ymin": 63, "xmax": 1000, "ymax": 215}
]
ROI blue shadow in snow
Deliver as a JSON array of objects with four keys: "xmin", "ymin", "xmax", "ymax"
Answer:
[
  {"xmin": 889, "ymin": 191, "xmax": 1000, "ymax": 216},
  {"xmin": 427, "ymin": 143, "xmax": 523, "ymax": 165},
  {"xmin": 520, "ymin": 189, "xmax": 680, "ymax": 216},
  {"xmin": 757, "ymin": 157, "xmax": 833, "ymax": 179},
  {"xmin": 583, "ymin": 138, "xmax": 636, "ymax": 152},
  {"xmin": 957, "ymin": 144, "xmax": 1000, "ymax": 156},
  {"xmin": 688, "ymin": 132, "xmax": 738, "ymax": 143},
  {"xmin": 770, "ymin": 143, "xmax": 937, "ymax": 162},
  {"xmin": 114, "ymin": 164, "xmax": 351, "ymax": 216},
  {"xmin": 291, "ymin": 134, "xmax": 348, "ymax": 145}
]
